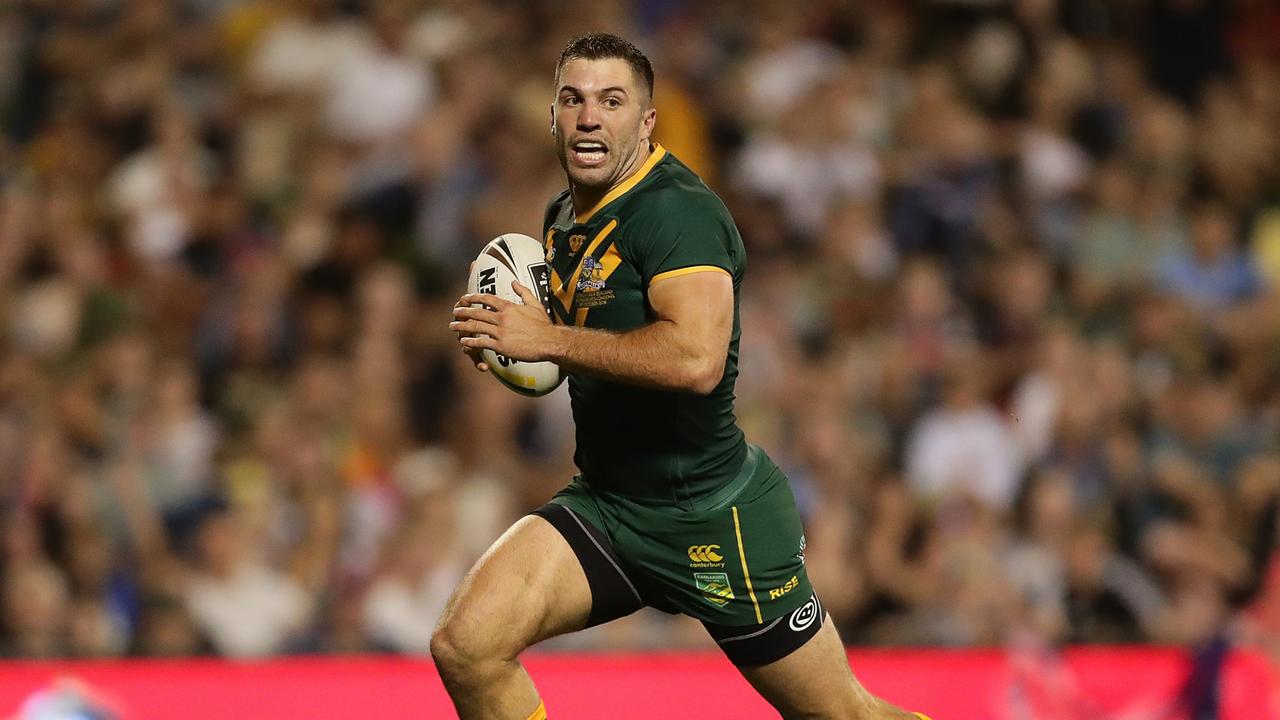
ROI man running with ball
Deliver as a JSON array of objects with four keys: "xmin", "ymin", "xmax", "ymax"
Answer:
[{"xmin": 443, "ymin": 33, "xmax": 932, "ymax": 720}]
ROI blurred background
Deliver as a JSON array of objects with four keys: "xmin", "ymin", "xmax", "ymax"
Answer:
[{"xmin": 0, "ymin": 0, "xmax": 1278, "ymax": 689}]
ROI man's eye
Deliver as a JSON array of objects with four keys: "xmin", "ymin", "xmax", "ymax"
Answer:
[
  {"xmin": 564, "ymin": 96, "xmax": 580, "ymax": 106},
  {"xmin": 604, "ymin": 98, "xmax": 621, "ymax": 108}
]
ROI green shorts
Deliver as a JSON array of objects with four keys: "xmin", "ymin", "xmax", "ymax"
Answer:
[{"xmin": 536, "ymin": 444, "xmax": 815, "ymax": 628}]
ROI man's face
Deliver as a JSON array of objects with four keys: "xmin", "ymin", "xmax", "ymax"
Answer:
[{"xmin": 553, "ymin": 57, "xmax": 655, "ymax": 193}]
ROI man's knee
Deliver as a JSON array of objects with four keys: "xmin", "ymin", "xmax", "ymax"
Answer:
[
  {"xmin": 428, "ymin": 617, "xmax": 465, "ymax": 678},
  {"xmin": 430, "ymin": 513, "xmax": 589, "ymax": 688},
  {"xmin": 430, "ymin": 599, "xmax": 524, "ymax": 682}
]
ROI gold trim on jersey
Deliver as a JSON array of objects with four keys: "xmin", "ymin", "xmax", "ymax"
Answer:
[
  {"xmin": 574, "ymin": 144, "xmax": 668, "ymax": 224},
  {"xmin": 552, "ymin": 218, "xmax": 618, "ymax": 320},
  {"xmin": 732, "ymin": 506, "xmax": 763, "ymax": 623},
  {"xmin": 649, "ymin": 264, "xmax": 731, "ymax": 286},
  {"xmin": 574, "ymin": 243, "xmax": 627, "ymax": 326}
]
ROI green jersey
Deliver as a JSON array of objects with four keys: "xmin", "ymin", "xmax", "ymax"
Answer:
[{"xmin": 542, "ymin": 144, "xmax": 747, "ymax": 506}]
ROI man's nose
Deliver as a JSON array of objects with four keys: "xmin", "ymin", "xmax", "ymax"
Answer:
[{"xmin": 576, "ymin": 101, "xmax": 601, "ymax": 131}]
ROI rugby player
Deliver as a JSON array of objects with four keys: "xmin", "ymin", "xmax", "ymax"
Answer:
[{"xmin": 441, "ymin": 33, "xmax": 931, "ymax": 720}]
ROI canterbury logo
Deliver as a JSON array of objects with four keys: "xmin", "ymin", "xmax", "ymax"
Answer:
[
  {"xmin": 568, "ymin": 234, "xmax": 586, "ymax": 253},
  {"xmin": 687, "ymin": 545, "xmax": 723, "ymax": 563}
]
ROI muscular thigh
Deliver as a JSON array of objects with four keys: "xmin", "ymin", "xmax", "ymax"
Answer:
[
  {"xmin": 740, "ymin": 616, "xmax": 912, "ymax": 720},
  {"xmin": 437, "ymin": 514, "xmax": 593, "ymax": 657}
]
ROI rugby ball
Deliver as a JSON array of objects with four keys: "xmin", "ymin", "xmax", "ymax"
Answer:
[{"xmin": 466, "ymin": 233, "xmax": 565, "ymax": 397}]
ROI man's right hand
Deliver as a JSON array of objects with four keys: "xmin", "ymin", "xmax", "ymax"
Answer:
[{"xmin": 453, "ymin": 288, "xmax": 490, "ymax": 373}]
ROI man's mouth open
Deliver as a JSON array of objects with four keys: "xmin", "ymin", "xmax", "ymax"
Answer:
[{"xmin": 571, "ymin": 141, "xmax": 608, "ymax": 167}]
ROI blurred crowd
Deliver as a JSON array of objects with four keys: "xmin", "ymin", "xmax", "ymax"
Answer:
[{"xmin": 0, "ymin": 0, "xmax": 1278, "ymax": 660}]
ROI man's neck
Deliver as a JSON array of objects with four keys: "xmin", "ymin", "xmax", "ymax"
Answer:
[{"xmin": 570, "ymin": 142, "xmax": 653, "ymax": 217}]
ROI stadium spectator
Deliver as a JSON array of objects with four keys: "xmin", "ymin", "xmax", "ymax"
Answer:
[{"xmin": 184, "ymin": 507, "xmax": 314, "ymax": 657}]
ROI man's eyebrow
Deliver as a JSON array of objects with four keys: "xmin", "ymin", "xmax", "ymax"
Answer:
[{"xmin": 557, "ymin": 85, "xmax": 629, "ymax": 96}]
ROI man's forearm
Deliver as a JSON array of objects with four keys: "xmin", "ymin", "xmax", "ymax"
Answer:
[{"xmin": 544, "ymin": 321, "xmax": 723, "ymax": 394}]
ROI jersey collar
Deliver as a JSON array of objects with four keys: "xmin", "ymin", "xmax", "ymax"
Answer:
[{"xmin": 566, "ymin": 143, "xmax": 667, "ymax": 226}]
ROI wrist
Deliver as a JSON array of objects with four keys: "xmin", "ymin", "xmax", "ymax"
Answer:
[{"xmin": 543, "ymin": 324, "xmax": 574, "ymax": 364}]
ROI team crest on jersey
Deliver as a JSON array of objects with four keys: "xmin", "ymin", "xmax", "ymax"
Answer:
[
  {"xmin": 568, "ymin": 234, "xmax": 586, "ymax": 254},
  {"xmin": 577, "ymin": 256, "xmax": 607, "ymax": 293},
  {"xmin": 694, "ymin": 572, "xmax": 735, "ymax": 607}
]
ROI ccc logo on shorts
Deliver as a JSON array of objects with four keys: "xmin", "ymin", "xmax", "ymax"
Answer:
[
  {"xmin": 687, "ymin": 545, "xmax": 723, "ymax": 563},
  {"xmin": 789, "ymin": 595, "xmax": 819, "ymax": 632}
]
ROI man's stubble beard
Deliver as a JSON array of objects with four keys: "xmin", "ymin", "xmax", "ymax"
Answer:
[{"xmin": 556, "ymin": 127, "xmax": 645, "ymax": 197}]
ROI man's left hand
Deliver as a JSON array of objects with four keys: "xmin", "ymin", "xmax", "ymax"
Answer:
[{"xmin": 450, "ymin": 281, "xmax": 556, "ymax": 362}]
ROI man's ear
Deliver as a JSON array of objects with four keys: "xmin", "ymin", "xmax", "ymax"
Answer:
[
  {"xmin": 640, "ymin": 106, "xmax": 656, "ymax": 144},
  {"xmin": 550, "ymin": 103, "xmax": 557, "ymax": 136}
]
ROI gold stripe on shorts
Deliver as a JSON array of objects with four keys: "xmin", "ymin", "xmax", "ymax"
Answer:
[{"xmin": 732, "ymin": 506, "xmax": 763, "ymax": 623}]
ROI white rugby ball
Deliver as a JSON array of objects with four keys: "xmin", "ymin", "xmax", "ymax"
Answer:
[{"xmin": 466, "ymin": 233, "xmax": 565, "ymax": 397}]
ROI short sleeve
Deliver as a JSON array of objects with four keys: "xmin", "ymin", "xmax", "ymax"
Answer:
[{"xmin": 627, "ymin": 195, "xmax": 738, "ymax": 286}]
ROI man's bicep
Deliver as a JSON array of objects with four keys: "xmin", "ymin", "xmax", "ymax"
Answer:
[{"xmin": 648, "ymin": 269, "xmax": 734, "ymax": 352}]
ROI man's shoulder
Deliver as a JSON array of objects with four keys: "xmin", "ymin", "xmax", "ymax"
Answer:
[
  {"xmin": 612, "ymin": 153, "xmax": 744, "ymax": 276},
  {"xmin": 622, "ymin": 154, "xmax": 731, "ymax": 228}
]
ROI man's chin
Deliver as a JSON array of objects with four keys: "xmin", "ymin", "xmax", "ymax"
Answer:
[{"xmin": 567, "ymin": 166, "xmax": 614, "ymax": 193}]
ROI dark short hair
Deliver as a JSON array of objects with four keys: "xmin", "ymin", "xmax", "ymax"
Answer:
[{"xmin": 555, "ymin": 33, "xmax": 654, "ymax": 100}]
